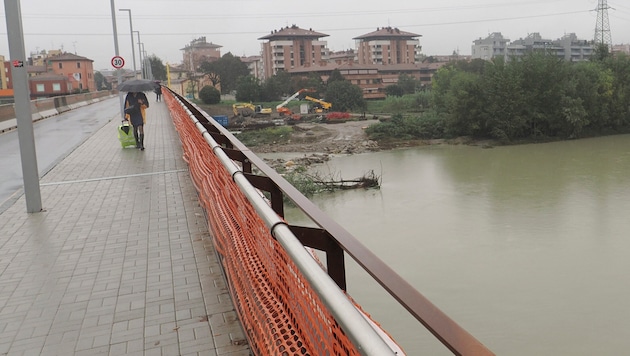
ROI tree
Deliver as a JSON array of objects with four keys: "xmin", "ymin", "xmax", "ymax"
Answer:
[
  {"xmin": 292, "ymin": 73, "xmax": 325, "ymax": 94},
  {"xmin": 199, "ymin": 85, "xmax": 221, "ymax": 104},
  {"xmin": 397, "ymin": 74, "xmax": 417, "ymax": 94},
  {"xmin": 235, "ymin": 75, "xmax": 262, "ymax": 102},
  {"xmin": 591, "ymin": 43, "xmax": 611, "ymax": 62},
  {"xmin": 199, "ymin": 53, "xmax": 249, "ymax": 94},
  {"xmin": 94, "ymin": 71, "xmax": 111, "ymax": 90},
  {"xmin": 147, "ymin": 55, "xmax": 167, "ymax": 81},
  {"xmin": 260, "ymin": 70, "xmax": 292, "ymax": 101},
  {"xmin": 385, "ymin": 84, "xmax": 404, "ymax": 97},
  {"xmin": 325, "ymin": 81, "xmax": 366, "ymax": 112},
  {"xmin": 327, "ymin": 69, "xmax": 345, "ymax": 84}
]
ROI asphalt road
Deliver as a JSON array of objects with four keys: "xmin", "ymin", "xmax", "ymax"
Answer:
[{"xmin": 0, "ymin": 97, "xmax": 121, "ymax": 210}]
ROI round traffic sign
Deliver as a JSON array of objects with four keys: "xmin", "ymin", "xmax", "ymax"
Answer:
[{"xmin": 111, "ymin": 56, "xmax": 125, "ymax": 69}]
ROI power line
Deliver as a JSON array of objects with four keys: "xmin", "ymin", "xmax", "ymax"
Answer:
[
  {"xmin": 4, "ymin": 0, "xmax": 576, "ymax": 21},
  {"xmin": 1, "ymin": 10, "xmax": 593, "ymax": 38}
]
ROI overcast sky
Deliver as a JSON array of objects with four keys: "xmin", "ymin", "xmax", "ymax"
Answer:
[{"xmin": 1, "ymin": 0, "xmax": 630, "ymax": 71}]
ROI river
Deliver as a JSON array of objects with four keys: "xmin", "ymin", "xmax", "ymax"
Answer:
[{"xmin": 279, "ymin": 134, "xmax": 630, "ymax": 355}]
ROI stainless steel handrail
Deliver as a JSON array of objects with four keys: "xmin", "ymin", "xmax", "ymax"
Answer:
[
  {"xmin": 171, "ymin": 90, "xmax": 495, "ymax": 356},
  {"xmin": 177, "ymin": 99, "xmax": 397, "ymax": 356}
]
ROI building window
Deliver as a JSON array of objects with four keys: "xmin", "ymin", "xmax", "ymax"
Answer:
[
  {"xmin": 52, "ymin": 83, "xmax": 61, "ymax": 92},
  {"xmin": 36, "ymin": 84, "xmax": 45, "ymax": 92},
  {"xmin": 58, "ymin": 63, "xmax": 62, "ymax": 69},
  {"xmin": 77, "ymin": 62, "xmax": 81, "ymax": 68}
]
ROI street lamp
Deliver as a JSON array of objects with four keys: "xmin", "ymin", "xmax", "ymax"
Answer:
[
  {"xmin": 118, "ymin": 8, "xmax": 137, "ymax": 77},
  {"xmin": 110, "ymin": 0, "xmax": 124, "ymax": 119},
  {"xmin": 133, "ymin": 31, "xmax": 143, "ymax": 79},
  {"xmin": 140, "ymin": 43, "xmax": 150, "ymax": 79}
]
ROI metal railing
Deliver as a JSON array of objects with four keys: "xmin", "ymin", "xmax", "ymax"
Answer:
[{"xmin": 170, "ymin": 90, "xmax": 495, "ymax": 356}]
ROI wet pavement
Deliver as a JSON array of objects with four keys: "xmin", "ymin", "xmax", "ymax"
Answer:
[{"xmin": 0, "ymin": 99, "xmax": 250, "ymax": 355}]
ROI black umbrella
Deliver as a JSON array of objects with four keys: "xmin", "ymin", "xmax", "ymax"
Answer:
[{"xmin": 118, "ymin": 79, "xmax": 159, "ymax": 92}]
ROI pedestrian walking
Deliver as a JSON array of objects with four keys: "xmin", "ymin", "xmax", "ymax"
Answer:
[
  {"xmin": 154, "ymin": 85, "xmax": 162, "ymax": 102},
  {"xmin": 124, "ymin": 91, "xmax": 149, "ymax": 150}
]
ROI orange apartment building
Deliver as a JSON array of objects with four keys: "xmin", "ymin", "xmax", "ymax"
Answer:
[
  {"xmin": 354, "ymin": 26, "xmax": 421, "ymax": 65},
  {"xmin": 2, "ymin": 52, "xmax": 91, "ymax": 99},
  {"xmin": 46, "ymin": 53, "xmax": 96, "ymax": 92},
  {"xmin": 266, "ymin": 25, "xmax": 435, "ymax": 99},
  {"xmin": 259, "ymin": 25, "xmax": 330, "ymax": 79},
  {"xmin": 181, "ymin": 36, "xmax": 221, "ymax": 71}
]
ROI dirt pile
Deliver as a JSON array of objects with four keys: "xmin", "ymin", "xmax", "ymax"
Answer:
[{"xmin": 252, "ymin": 120, "xmax": 381, "ymax": 154}]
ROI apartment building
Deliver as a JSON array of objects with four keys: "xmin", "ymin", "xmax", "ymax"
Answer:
[
  {"xmin": 258, "ymin": 25, "xmax": 330, "ymax": 79},
  {"xmin": 181, "ymin": 36, "xmax": 222, "ymax": 71},
  {"xmin": 555, "ymin": 33, "xmax": 594, "ymax": 62},
  {"xmin": 473, "ymin": 32, "xmax": 593, "ymax": 62},
  {"xmin": 46, "ymin": 53, "xmax": 95, "ymax": 92},
  {"xmin": 472, "ymin": 32, "xmax": 509, "ymax": 60},
  {"xmin": 240, "ymin": 55, "xmax": 263, "ymax": 80},
  {"xmin": 354, "ymin": 26, "xmax": 421, "ymax": 65}
]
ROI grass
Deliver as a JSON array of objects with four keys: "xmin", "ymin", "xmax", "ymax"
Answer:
[{"xmin": 234, "ymin": 126, "xmax": 293, "ymax": 146}]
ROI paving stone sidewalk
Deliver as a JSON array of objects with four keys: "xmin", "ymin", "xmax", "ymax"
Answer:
[{"xmin": 0, "ymin": 100, "xmax": 250, "ymax": 356}]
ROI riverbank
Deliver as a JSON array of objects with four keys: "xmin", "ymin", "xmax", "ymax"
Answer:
[{"xmin": 250, "ymin": 119, "xmax": 499, "ymax": 155}]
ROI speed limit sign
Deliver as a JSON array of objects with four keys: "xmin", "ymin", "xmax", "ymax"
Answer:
[{"xmin": 111, "ymin": 56, "xmax": 125, "ymax": 69}]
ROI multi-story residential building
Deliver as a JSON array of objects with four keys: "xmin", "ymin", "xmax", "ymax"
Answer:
[
  {"xmin": 181, "ymin": 37, "xmax": 221, "ymax": 71},
  {"xmin": 258, "ymin": 25, "xmax": 330, "ymax": 79},
  {"xmin": 506, "ymin": 32, "xmax": 556, "ymax": 58},
  {"xmin": 353, "ymin": 26, "xmax": 421, "ymax": 65},
  {"xmin": 46, "ymin": 53, "xmax": 95, "ymax": 92},
  {"xmin": 555, "ymin": 33, "xmax": 594, "ymax": 62},
  {"xmin": 0, "ymin": 55, "xmax": 8, "ymax": 90},
  {"xmin": 475, "ymin": 32, "xmax": 594, "ymax": 62},
  {"xmin": 240, "ymin": 55, "xmax": 263, "ymax": 80},
  {"xmin": 328, "ymin": 49, "xmax": 356, "ymax": 65},
  {"xmin": 472, "ymin": 32, "xmax": 509, "ymax": 60},
  {"xmin": 612, "ymin": 44, "xmax": 630, "ymax": 55}
]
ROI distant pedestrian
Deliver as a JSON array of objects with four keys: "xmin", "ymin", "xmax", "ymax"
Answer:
[
  {"xmin": 154, "ymin": 85, "xmax": 162, "ymax": 102},
  {"xmin": 124, "ymin": 91, "xmax": 149, "ymax": 150}
]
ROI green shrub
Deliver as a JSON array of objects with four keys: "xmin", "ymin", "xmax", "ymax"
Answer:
[
  {"xmin": 365, "ymin": 112, "xmax": 446, "ymax": 140},
  {"xmin": 199, "ymin": 85, "xmax": 221, "ymax": 104}
]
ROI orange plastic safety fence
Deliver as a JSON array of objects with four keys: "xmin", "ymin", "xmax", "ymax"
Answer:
[{"xmin": 164, "ymin": 92, "xmax": 360, "ymax": 356}]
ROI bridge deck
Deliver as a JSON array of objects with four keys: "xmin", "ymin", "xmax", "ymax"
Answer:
[{"xmin": 0, "ymin": 99, "xmax": 250, "ymax": 355}]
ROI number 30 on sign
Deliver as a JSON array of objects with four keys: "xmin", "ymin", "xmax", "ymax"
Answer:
[{"xmin": 111, "ymin": 56, "xmax": 125, "ymax": 69}]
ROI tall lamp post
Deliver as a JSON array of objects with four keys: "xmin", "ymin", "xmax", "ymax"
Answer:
[
  {"xmin": 118, "ymin": 8, "xmax": 137, "ymax": 77},
  {"xmin": 4, "ymin": 0, "xmax": 42, "ymax": 213},
  {"xmin": 110, "ymin": 0, "xmax": 124, "ymax": 119},
  {"xmin": 133, "ymin": 31, "xmax": 143, "ymax": 79}
]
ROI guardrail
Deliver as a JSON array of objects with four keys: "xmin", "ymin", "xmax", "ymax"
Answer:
[
  {"xmin": 165, "ymin": 88, "xmax": 495, "ymax": 356},
  {"xmin": 0, "ymin": 91, "xmax": 115, "ymax": 133}
]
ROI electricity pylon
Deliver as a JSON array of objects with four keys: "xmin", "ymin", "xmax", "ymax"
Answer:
[{"xmin": 594, "ymin": 0, "xmax": 612, "ymax": 48}]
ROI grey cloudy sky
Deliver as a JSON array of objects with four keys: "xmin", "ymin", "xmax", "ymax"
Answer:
[{"xmin": 1, "ymin": 0, "xmax": 629, "ymax": 71}]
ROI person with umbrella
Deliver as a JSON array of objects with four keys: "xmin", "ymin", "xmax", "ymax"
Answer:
[
  {"xmin": 124, "ymin": 91, "xmax": 149, "ymax": 150},
  {"xmin": 119, "ymin": 79, "xmax": 157, "ymax": 150}
]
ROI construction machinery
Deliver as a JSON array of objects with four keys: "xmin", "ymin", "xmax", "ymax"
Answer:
[
  {"xmin": 233, "ymin": 103, "xmax": 272, "ymax": 117},
  {"xmin": 275, "ymin": 89, "xmax": 315, "ymax": 116},
  {"xmin": 304, "ymin": 96, "xmax": 332, "ymax": 113}
]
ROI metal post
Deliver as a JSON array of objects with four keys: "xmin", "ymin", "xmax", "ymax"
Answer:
[
  {"xmin": 140, "ymin": 43, "xmax": 146, "ymax": 79},
  {"xmin": 4, "ymin": 0, "xmax": 42, "ymax": 213},
  {"xmin": 134, "ymin": 31, "xmax": 143, "ymax": 79},
  {"xmin": 110, "ymin": 0, "xmax": 124, "ymax": 118},
  {"xmin": 119, "ymin": 9, "xmax": 137, "ymax": 78}
]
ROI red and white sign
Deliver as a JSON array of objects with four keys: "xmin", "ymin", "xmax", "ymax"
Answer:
[{"xmin": 111, "ymin": 56, "xmax": 125, "ymax": 69}]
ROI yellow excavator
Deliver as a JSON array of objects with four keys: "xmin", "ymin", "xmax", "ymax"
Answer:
[
  {"xmin": 303, "ymin": 96, "xmax": 332, "ymax": 113},
  {"xmin": 233, "ymin": 103, "xmax": 272, "ymax": 117}
]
